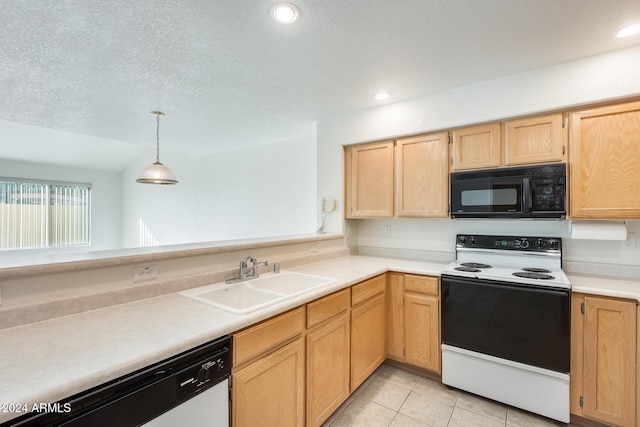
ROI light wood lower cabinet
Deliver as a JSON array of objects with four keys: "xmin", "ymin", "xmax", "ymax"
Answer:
[
  {"xmin": 351, "ymin": 282, "xmax": 386, "ymax": 391},
  {"xmin": 232, "ymin": 307, "xmax": 306, "ymax": 427},
  {"xmin": 386, "ymin": 273, "xmax": 440, "ymax": 373},
  {"xmin": 232, "ymin": 337, "xmax": 305, "ymax": 427},
  {"xmin": 571, "ymin": 293, "xmax": 637, "ymax": 427},
  {"xmin": 306, "ymin": 289, "xmax": 351, "ymax": 427}
]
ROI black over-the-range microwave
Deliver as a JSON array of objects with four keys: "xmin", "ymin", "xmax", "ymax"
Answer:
[{"xmin": 449, "ymin": 163, "xmax": 566, "ymax": 219}]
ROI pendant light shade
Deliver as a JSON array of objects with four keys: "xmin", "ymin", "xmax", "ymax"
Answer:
[{"xmin": 136, "ymin": 111, "xmax": 179, "ymax": 185}]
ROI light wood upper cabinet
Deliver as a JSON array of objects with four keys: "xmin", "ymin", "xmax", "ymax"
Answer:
[
  {"xmin": 504, "ymin": 114, "xmax": 567, "ymax": 166},
  {"xmin": 451, "ymin": 123, "xmax": 501, "ymax": 171},
  {"xmin": 345, "ymin": 141, "xmax": 395, "ymax": 218},
  {"xmin": 571, "ymin": 293, "xmax": 637, "ymax": 427},
  {"xmin": 396, "ymin": 133, "xmax": 449, "ymax": 218},
  {"xmin": 570, "ymin": 101, "xmax": 640, "ymax": 219}
]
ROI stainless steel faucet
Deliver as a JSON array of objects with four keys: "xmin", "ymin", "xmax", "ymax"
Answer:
[{"xmin": 227, "ymin": 256, "xmax": 268, "ymax": 283}]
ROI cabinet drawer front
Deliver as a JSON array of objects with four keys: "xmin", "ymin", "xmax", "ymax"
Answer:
[
  {"xmin": 233, "ymin": 306, "xmax": 305, "ymax": 366},
  {"xmin": 404, "ymin": 275, "xmax": 438, "ymax": 296},
  {"xmin": 351, "ymin": 274, "xmax": 386, "ymax": 306},
  {"xmin": 307, "ymin": 289, "xmax": 350, "ymax": 329}
]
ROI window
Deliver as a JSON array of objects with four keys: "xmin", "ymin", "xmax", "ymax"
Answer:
[{"xmin": 0, "ymin": 179, "xmax": 91, "ymax": 249}]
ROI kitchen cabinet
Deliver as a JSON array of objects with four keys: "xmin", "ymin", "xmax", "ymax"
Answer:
[
  {"xmin": 306, "ymin": 290, "xmax": 351, "ymax": 427},
  {"xmin": 570, "ymin": 293, "xmax": 637, "ymax": 427},
  {"xmin": 345, "ymin": 140, "xmax": 395, "ymax": 218},
  {"xmin": 345, "ymin": 132, "xmax": 449, "ymax": 219},
  {"xmin": 385, "ymin": 273, "xmax": 441, "ymax": 373},
  {"xmin": 504, "ymin": 113, "xmax": 567, "ymax": 165},
  {"xmin": 570, "ymin": 101, "xmax": 640, "ymax": 219},
  {"xmin": 350, "ymin": 274, "xmax": 386, "ymax": 391},
  {"xmin": 451, "ymin": 114, "xmax": 566, "ymax": 171},
  {"xmin": 450, "ymin": 123, "xmax": 502, "ymax": 171},
  {"xmin": 396, "ymin": 133, "xmax": 449, "ymax": 218},
  {"xmin": 232, "ymin": 307, "xmax": 306, "ymax": 427}
]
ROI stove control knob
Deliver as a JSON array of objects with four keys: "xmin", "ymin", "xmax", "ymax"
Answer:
[
  {"xmin": 458, "ymin": 236, "xmax": 466, "ymax": 245},
  {"xmin": 535, "ymin": 240, "xmax": 543, "ymax": 249},
  {"xmin": 470, "ymin": 237, "xmax": 476, "ymax": 246},
  {"xmin": 520, "ymin": 239, "xmax": 530, "ymax": 249}
]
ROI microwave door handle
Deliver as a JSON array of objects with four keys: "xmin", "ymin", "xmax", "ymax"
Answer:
[{"xmin": 523, "ymin": 178, "xmax": 532, "ymax": 210}]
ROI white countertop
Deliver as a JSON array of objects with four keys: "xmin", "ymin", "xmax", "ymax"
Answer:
[
  {"xmin": 568, "ymin": 272, "xmax": 640, "ymax": 301},
  {"xmin": 0, "ymin": 255, "xmax": 445, "ymax": 423},
  {"xmin": 1, "ymin": 254, "xmax": 638, "ymax": 423}
]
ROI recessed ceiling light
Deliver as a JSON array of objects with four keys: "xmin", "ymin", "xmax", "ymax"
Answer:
[
  {"xmin": 271, "ymin": 3, "xmax": 300, "ymax": 24},
  {"xmin": 616, "ymin": 23, "xmax": 640, "ymax": 38},
  {"xmin": 374, "ymin": 92, "xmax": 391, "ymax": 101}
]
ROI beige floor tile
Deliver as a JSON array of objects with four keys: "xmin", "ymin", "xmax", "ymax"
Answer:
[
  {"xmin": 448, "ymin": 407, "xmax": 506, "ymax": 427},
  {"xmin": 506, "ymin": 408, "xmax": 563, "ymax": 427},
  {"xmin": 399, "ymin": 390, "xmax": 454, "ymax": 427},
  {"xmin": 389, "ymin": 412, "xmax": 429, "ymax": 426},
  {"xmin": 328, "ymin": 420, "xmax": 351, "ymax": 427},
  {"xmin": 411, "ymin": 377, "xmax": 459, "ymax": 405},
  {"xmin": 338, "ymin": 395, "xmax": 397, "ymax": 427},
  {"xmin": 361, "ymin": 376, "xmax": 412, "ymax": 411},
  {"xmin": 456, "ymin": 392, "xmax": 507, "ymax": 422},
  {"xmin": 376, "ymin": 364, "xmax": 420, "ymax": 389}
]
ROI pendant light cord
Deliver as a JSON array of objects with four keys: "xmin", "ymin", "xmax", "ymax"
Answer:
[{"xmin": 155, "ymin": 112, "xmax": 161, "ymax": 163}]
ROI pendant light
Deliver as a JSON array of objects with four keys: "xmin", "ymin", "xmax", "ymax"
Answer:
[{"xmin": 136, "ymin": 111, "xmax": 178, "ymax": 185}]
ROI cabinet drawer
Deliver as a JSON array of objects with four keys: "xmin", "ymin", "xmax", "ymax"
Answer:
[
  {"xmin": 351, "ymin": 274, "xmax": 386, "ymax": 306},
  {"xmin": 307, "ymin": 289, "xmax": 350, "ymax": 329},
  {"xmin": 404, "ymin": 275, "xmax": 438, "ymax": 296},
  {"xmin": 233, "ymin": 306, "xmax": 306, "ymax": 366}
]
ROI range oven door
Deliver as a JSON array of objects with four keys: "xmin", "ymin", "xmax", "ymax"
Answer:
[{"xmin": 441, "ymin": 274, "xmax": 570, "ymax": 373}]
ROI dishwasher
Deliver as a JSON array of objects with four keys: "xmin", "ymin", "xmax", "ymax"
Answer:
[{"xmin": 4, "ymin": 336, "xmax": 231, "ymax": 427}]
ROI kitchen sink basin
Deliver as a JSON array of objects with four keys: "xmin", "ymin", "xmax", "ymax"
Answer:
[
  {"xmin": 247, "ymin": 271, "xmax": 336, "ymax": 295},
  {"xmin": 179, "ymin": 271, "xmax": 336, "ymax": 314}
]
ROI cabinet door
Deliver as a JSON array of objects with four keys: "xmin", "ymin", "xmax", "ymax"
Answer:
[
  {"xmin": 232, "ymin": 338, "xmax": 305, "ymax": 427},
  {"xmin": 345, "ymin": 141, "xmax": 395, "ymax": 218},
  {"xmin": 351, "ymin": 293, "xmax": 386, "ymax": 391},
  {"xmin": 396, "ymin": 133, "xmax": 449, "ymax": 217},
  {"xmin": 385, "ymin": 272, "xmax": 404, "ymax": 361},
  {"xmin": 504, "ymin": 114, "xmax": 567, "ymax": 165},
  {"xmin": 451, "ymin": 123, "xmax": 501, "ymax": 171},
  {"xmin": 404, "ymin": 293, "xmax": 440, "ymax": 373},
  {"xmin": 570, "ymin": 101, "xmax": 640, "ymax": 219},
  {"xmin": 583, "ymin": 296, "xmax": 636, "ymax": 427},
  {"xmin": 306, "ymin": 313, "xmax": 350, "ymax": 427}
]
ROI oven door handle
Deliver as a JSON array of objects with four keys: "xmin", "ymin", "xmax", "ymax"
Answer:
[{"xmin": 441, "ymin": 275, "xmax": 570, "ymax": 297}]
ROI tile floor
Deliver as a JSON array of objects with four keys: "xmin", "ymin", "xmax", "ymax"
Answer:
[{"xmin": 322, "ymin": 364, "xmax": 575, "ymax": 427}]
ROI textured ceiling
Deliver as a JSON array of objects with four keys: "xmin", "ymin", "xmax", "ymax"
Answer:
[{"xmin": 1, "ymin": 0, "xmax": 640, "ymax": 170}]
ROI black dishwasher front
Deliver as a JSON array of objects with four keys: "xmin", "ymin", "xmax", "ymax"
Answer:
[{"xmin": 3, "ymin": 335, "xmax": 231, "ymax": 427}]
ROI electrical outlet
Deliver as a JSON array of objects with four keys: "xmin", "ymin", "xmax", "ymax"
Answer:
[
  {"xmin": 133, "ymin": 265, "xmax": 158, "ymax": 282},
  {"xmin": 625, "ymin": 232, "xmax": 636, "ymax": 249},
  {"xmin": 347, "ymin": 225, "xmax": 353, "ymax": 237},
  {"xmin": 384, "ymin": 225, "xmax": 391, "ymax": 237},
  {"xmin": 310, "ymin": 243, "xmax": 319, "ymax": 253}
]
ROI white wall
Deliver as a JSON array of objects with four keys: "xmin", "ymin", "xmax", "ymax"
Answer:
[
  {"xmin": 317, "ymin": 44, "xmax": 640, "ymax": 268},
  {"xmin": 196, "ymin": 134, "xmax": 317, "ymax": 240},
  {"xmin": 0, "ymin": 158, "xmax": 121, "ymax": 257},
  {"xmin": 120, "ymin": 134, "xmax": 317, "ymax": 247}
]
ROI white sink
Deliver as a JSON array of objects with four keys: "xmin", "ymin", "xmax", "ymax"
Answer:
[
  {"xmin": 248, "ymin": 271, "xmax": 336, "ymax": 295},
  {"xmin": 179, "ymin": 271, "xmax": 336, "ymax": 314}
]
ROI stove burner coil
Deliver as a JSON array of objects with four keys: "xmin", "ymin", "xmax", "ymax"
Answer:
[
  {"xmin": 521, "ymin": 267, "xmax": 552, "ymax": 273},
  {"xmin": 454, "ymin": 266, "xmax": 481, "ymax": 273},
  {"xmin": 512, "ymin": 271, "xmax": 555, "ymax": 280},
  {"xmin": 460, "ymin": 262, "xmax": 492, "ymax": 269}
]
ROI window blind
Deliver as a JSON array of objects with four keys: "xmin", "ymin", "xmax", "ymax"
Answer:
[{"xmin": 0, "ymin": 180, "xmax": 91, "ymax": 249}]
